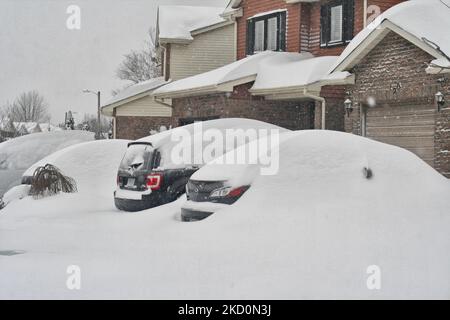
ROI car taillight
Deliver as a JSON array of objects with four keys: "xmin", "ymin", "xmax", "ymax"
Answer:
[
  {"xmin": 117, "ymin": 175, "xmax": 120, "ymax": 186},
  {"xmin": 228, "ymin": 186, "xmax": 248, "ymax": 198},
  {"xmin": 146, "ymin": 173, "xmax": 162, "ymax": 190},
  {"xmin": 210, "ymin": 186, "xmax": 249, "ymax": 198}
]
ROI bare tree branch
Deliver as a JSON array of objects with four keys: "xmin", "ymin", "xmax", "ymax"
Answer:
[
  {"xmin": 8, "ymin": 90, "xmax": 50, "ymax": 123},
  {"xmin": 115, "ymin": 27, "xmax": 162, "ymax": 84}
]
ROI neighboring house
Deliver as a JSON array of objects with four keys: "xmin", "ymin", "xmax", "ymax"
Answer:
[
  {"xmin": 0, "ymin": 121, "xmax": 60, "ymax": 139},
  {"xmin": 103, "ymin": 4, "xmax": 237, "ymax": 140},
  {"xmin": 327, "ymin": 0, "xmax": 450, "ymax": 177},
  {"xmin": 156, "ymin": 5, "xmax": 237, "ymax": 81},
  {"xmin": 153, "ymin": 0, "xmax": 404, "ymax": 130},
  {"xmin": 101, "ymin": 78, "xmax": 171, "ymax": 140}
]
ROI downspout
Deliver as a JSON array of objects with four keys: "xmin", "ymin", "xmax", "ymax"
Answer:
[
  {"xmin": 303, "ymin": 89, "xmax": 326, "ymax": 130},
  {"xmin": 161, "ymin": 45, "xmax": 168, "ymax": 81},
  {"xmin": 363, "ymin": 0, "xmax": 368, "ymax": 27}
]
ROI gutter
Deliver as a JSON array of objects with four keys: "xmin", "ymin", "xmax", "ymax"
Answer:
[{"xmin": 154, "ymin": 96, "xmax": 173, "ymax": 108}]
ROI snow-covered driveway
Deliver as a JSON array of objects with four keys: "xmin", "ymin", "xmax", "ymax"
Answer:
[{"xmin": 1, "ymin": 131, "xmax": 449, "ymax": 299}]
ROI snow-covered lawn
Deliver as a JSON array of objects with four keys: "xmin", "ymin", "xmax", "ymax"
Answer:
[
  {"xmin": 0, "ymin": 131, "xmax": 449, "ymax": 299},
  {"xmin": 0, "ymin": 131, "xmax": 94, "ymax": 196}
]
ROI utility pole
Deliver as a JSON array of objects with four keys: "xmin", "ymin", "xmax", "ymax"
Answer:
[{"xmin": 83, "ymin": 89, "xmax": 102, "ymax": 139}]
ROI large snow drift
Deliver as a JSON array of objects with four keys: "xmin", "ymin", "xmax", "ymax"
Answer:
[
  {"xmin": 0, "ymin": 131, "xmax": 449, "ymax": 299},
  {"xmin": 23, "ymin": 139, "xmax": 129, "ymax": 204},
  {"xmin": 0, "ymin": 131, "xmax": 94, "ymax": 196}
]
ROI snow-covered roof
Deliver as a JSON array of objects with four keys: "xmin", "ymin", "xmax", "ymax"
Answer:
[
  {"xmin": 153, "ymin": 51, "xmax": 280, "ymax": 98},
  {"xmin": 251, "ymin": 55, "xmax": 340, "ymax": 93},
  {"xmin": 157, "ymin": 5, "xmax": 226, "ymax": 43},
  {"xmin": 101, "ymin": 77, "xmax": 167, "ymax": 115},
  {"xmin": 221, "ymin": 0, "xmax": 242, "ymax": 18},
  {"xmin": 330, "ymin": 0, "xmax": 450, "ymax": 73},
  {"xmin": 153, "ymin": 51, "xmax": 346, "ymax": 99}
]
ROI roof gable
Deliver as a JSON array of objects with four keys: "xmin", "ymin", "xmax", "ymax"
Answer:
[{"xmin": 330, "ymin": 0, "xmax": 450, "ymax": 73}]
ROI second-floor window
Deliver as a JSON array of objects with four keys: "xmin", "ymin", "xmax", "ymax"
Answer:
[
  {"xmin": 246, "ymin": 11, "xmax": 286, "ymax": 55},
  {"xmin": 321, "ymin": 0, "xmax": 354, "ymax": 47}
]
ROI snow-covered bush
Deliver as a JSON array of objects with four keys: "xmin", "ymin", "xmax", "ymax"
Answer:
[{"xmin": 29, "ymin": 164, "xmax": 77, "ymax": 198}]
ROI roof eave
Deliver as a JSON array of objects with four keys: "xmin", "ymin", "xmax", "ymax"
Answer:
[
  {"xmin": 333, "ymin": 20, "xmax": 447, "ymax": 73},
  {"xmin": 158, "ymin": 37, "xmax": 193, "ymax": 45},
  {"xmin": 191, "ymin": 20, "xmax": 235, "ymax": 36},
  {"xmin": 249, "ymin": 74, "xmax": 355, "ymax": 99},
  {"xmin": 154, "ymin": 75, "xmax": 257, "ymax": 99}
]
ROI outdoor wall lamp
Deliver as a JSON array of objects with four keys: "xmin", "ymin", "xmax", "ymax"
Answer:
[
  {"xmin": 435, "ymin": 91, "xmax": 445, "ymax": 111},
  {"xmin": 344, "ymin": 98, "xmax": 354, "ymax": 117}
]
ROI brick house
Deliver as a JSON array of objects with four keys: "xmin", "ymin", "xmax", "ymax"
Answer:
[
  {"xmin": 153, "ymin": 0, "xmax": 404, "ymax": 130},
  {"xmin": 327, "ymin": 0, "xmax": 450, "ymax": 177},
  {"xmin": 102, "ymin": 4, "xmax": 236, "ymax": 140}
]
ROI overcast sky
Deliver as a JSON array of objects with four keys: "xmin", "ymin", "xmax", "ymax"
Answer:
[{"xmin": 0, "ymin": 0, "xmax": 228, "ymax": 124}]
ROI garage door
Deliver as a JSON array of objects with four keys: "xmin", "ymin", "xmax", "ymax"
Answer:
[{"xmin": 365, "ymin": 104, "xmax": 435, "ymax": 165}]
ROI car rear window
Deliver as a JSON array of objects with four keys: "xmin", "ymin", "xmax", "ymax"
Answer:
[{"xmin": 119, "ymin": 144, "xmax": 154, "ymax": 171}]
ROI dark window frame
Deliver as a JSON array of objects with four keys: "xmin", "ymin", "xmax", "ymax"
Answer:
[
  {"xmin": 246, "ymin": 11, "xmax": 287, "ymax": 56},
  {"xmin": 320, "ymin": 0, "xmax": 354, "ymax": 48}
]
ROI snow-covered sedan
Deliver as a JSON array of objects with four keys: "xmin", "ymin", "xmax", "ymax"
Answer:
[{"xmin": 180, "ymin": 141, "xmax": 270, "ymax": 222}]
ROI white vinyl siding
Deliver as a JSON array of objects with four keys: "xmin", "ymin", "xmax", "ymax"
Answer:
[
  {"xmin": 169, "ymin": 23, "xmax": 236, "ymax": 81},
  {"xmin": 330, "ymin": 5, "xmax": 343, "ymax": 43},
  {"xmin": 115, "ymin": 95, "xmax": 172, "ymax": 117}
]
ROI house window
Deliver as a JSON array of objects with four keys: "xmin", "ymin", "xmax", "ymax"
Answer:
[
  {"xmin": 246, "ymin": 11, "xmax": 286, "ymax": 55},
  {"xmin": 321, "ymin": 0, "xmax": 354, "ymax": 47}
]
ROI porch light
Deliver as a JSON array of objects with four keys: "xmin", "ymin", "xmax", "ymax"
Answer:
[
  {"xmin": 344, "ymin": 98, "xmax": 353, "ymax": 117},
  {"xmin": 435, "ymin": 91, "xmax": 445, "ymax": 111}
]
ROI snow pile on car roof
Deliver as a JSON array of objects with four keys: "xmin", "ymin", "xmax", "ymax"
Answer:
[
  {"xmin": 331, "ymin": 0, "xmax": 450, "ymax": 72},
  {"xmin": 158, "ymin": 5, "xmax": 226, "ymax": 41},
  {"xmin": 138, "ymin": 118, "xmax": 288, "ymax": 170},
  {"xmin": 0, "ymin": 131, "xmax": 94, "ymax": 196}
]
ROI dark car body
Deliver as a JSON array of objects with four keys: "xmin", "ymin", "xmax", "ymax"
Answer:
[
  {"xmin": 181, "ymin": 179, "xmax": 249, "ymax": 221},
  {"xmin": 114, "ymin": 142, "xmax": 197, "ymax": 212}
]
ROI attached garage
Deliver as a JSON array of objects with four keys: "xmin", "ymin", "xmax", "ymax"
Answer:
[{"xmin": 364, "ymin": 104, "xmax": 435, "ymax": 166}]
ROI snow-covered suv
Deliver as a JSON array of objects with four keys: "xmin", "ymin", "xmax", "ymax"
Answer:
[{"xmin": 114, "ymin": 141, "xmax": 196, "ymax": 212}]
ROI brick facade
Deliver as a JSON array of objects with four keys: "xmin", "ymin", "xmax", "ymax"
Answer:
[
  {"xmin": 229, "ymin": 0, "xmax": 405, "ymax": 133},
  {"xmin": 237, "ymin": 0, "xmax": 405, "ymax": 58},
  {"xmin": 115, "ymin": 116, "xmax": 172, "ymax": 140},
  {"xmin": 236, "ymin": 0, "xmax": 301, "ymax": 60},
  {"xmin": 344, "ymin": 32, "xmax": 450, "ymax": 177},
  {"xmin": 171, "ymin": 83, "xmax": 315, "ymax": 131}
]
